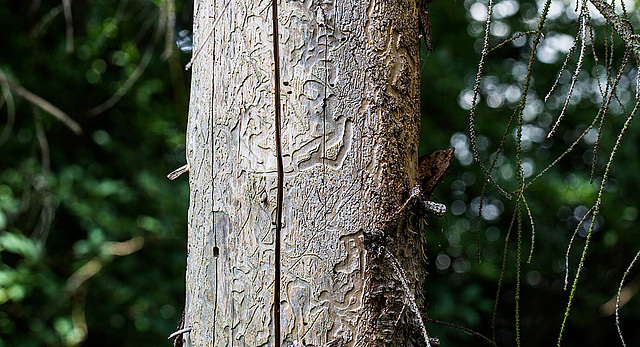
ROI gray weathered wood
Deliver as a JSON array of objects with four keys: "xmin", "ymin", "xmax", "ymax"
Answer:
[{"xmin": 185, "ymin": 0, "xmax": 427, "ymax": 345}]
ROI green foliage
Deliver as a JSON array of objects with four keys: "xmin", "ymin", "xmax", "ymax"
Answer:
[{"xmin": 0, "ymin": 0, "xmax": 191, "ymax": 345}]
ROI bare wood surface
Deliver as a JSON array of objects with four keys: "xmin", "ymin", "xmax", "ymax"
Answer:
[{"xmin": 186, "ymin": 0, "xmax": 424, "ymax": 345}]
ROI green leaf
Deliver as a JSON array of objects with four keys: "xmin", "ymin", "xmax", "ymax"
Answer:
[{"xmin": 0, "ymin": 232, "xmax": 37, "ymax": 260}]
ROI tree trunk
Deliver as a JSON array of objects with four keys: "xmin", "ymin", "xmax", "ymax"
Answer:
[{"xmin": 185, "ymin": 0, "xmax": 429, "ymax": 345}]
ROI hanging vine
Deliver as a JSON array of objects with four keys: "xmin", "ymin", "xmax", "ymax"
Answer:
[{"xmin": 466, "ymin": 0, "xmax": 640, "ymax": 345}]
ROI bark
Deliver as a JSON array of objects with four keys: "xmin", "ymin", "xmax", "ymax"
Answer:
[{"xmin": 184, "ymin": 0, "xmax": 429, "ymax": 345}]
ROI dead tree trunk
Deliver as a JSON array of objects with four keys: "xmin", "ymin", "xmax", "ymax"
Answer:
[{"xmin": 184, "ymin": 0, "xmax": 432, "ymax": 345}]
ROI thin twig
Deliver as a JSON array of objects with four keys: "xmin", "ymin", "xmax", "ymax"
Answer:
[
  {"xmin": 30, "ymin": 1, "xmax": 74, "ymax": 38},
  {"xmin": 563, "ymin": 205, "xmax": 595, "ymax": 290},
  {"xmin": 426, "ymin": 318, "xmax": 493, "ymax": 345},
  {"xmin": 64, "ymin": 237, "xmax": 144, "ymax": 293},
  {"xmin": 488, "ymin": 31, "xmax": 538, "ymax": 54},
  {"xmin": 34, "ymin": 113, "xmax": 51, "ymax": 174},
  {"xmin": 615, "ymin": 250, "xmax": 640, "ymax": 347},
  {"xmin": 88, "ymin": 6, "xmax": 165, "ymax": 116},
  {"xmin": 522, "ymin": 195, "xmax": 535, "ymax": 263},
  {"xmin": 0, "ymin": 69, "xmax": 82, "ymax": 135},
  {"xmin": 94, "ymin": 0, "xmax": 130, "ymax": 49},
  {"xmin": 523, "ymin": 50, "xmax": 630, "ymax": 191},
  {"xmin": 469, "ymin": 0, "xmax": 512, "ymax": 199},
  {"xmin": 168, "ymin": 326, "xmax": 192, "ymax": 339},
  {"xmin": 589, "ymin": 0, "xmax": 640, "ymax": 63},
  {"xmin": 184, "ymin": 0, "xmax": 233, "ymax": 70},
  {"xmin": 548, "ymin": 6, "xmax": 589, "ymax": 138},
  {"xmin": 0, "ymin": 71, "xmax": 16, "ymax": 146},
  {"xmin": 32, "ymin": 113, "xmax": 54, "ymax": 248},
  {"xmin": 61, "ymin": 0, "xmax": 74, "ymax": 53},
  {"xmin": 162, "ymin": 0, "xmax": 176, "ymax": 61},
  {"xmin": 545, "ymin": 23, "xmax": 580, "ymax": 102},
  {"xmin": 167, "ymin": 164, "xmax": 189, "ymax": 180},
  {"xmin": 31, "ymin": 5, "xmax": 62, "ymax": 37},
  {"xmin": 385, "ymin": 249, "xmax": 432, "ymax": 347},
  {"xmin": 558, "ymin": 99, "xmax": 640, "ymax": 346}
]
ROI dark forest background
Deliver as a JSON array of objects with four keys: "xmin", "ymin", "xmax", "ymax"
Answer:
[{"xmin": 1, "ymin": 0, "xmax": 640, "ymax": 346}]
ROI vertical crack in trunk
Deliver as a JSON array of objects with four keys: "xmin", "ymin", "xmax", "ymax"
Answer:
[
  {"xmin": 211, "ymin": 19, "xmax": 218, "ymax": 346},
  {"xmin": 271, "ymin": 0, "xmax": 283, "ymax": 345}
]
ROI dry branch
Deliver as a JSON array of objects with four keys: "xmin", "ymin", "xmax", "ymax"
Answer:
[
  {"xmin": 0, "ymin": 69, "xmax": 82, "ymax": 135},
  {"xmin": 590, "ymin": 0, "xmax": 640, "ymax": 62}
]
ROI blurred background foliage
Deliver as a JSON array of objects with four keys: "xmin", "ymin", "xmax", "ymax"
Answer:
[
  {"xmin": 0, "ymin": 0, "xmax": 192, "ymax": 345},
  {"xmin": 1, "ymin": 0, "xmax": 640, "ymax": 346}
]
